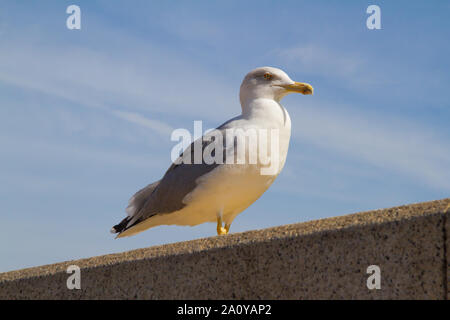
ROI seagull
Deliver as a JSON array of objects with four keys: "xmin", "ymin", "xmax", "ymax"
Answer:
[{"xmin": 111, "ymin": 67, "xmax": 313, "ymax": 238}]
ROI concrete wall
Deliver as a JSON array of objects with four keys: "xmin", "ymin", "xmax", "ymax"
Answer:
[{"xmin": 1, "ymin": 198, "xmax": 449, "ymax": 300}]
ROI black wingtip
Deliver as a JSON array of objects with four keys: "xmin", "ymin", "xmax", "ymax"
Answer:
[{"xmin": 111, "ymin": 216, "xmax": 131, "ymax": 234}]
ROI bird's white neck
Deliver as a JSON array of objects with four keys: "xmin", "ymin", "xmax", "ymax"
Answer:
[
  {"xmin": 239, "ymin": 98, "xmax": 292, "ymax": 176},
  {"xmin": 241, "ymin": 98, "xmax": 291, "ymax": 128}
]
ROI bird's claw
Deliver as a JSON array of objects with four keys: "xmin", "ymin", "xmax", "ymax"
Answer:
[{"xmin": 216, "ymin": 215, "xmax": 230, "ymax": 235}]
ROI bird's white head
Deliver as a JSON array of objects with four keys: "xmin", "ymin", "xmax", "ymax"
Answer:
[{"xmin": 239, "ymin": 66, "xmax": 313, "ymax": 107}]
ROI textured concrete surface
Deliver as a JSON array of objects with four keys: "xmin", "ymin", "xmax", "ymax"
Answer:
[{"xmin": 0, "ymin": 198, "xmax": 449, "ymax": 299}]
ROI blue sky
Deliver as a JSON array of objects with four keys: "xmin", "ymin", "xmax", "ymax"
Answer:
[{"xmin": 0, "ymin": 1, "xmax": 449, "ymax": 272}]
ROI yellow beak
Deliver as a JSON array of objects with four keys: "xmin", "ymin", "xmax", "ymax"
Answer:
[{"xmin": 281, "ymin": 82, "xmax": 314, "ymax": 95}]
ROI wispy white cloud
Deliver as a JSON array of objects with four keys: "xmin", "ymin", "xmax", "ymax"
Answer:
[
  {"xmin": 278, "ymin": 44, "xmax": 365, "ymax": 79},
  {"xmin": 0, "ymin": 134, "xmax": 166, "ymax": 171},
  {"xmin": 112, "ymin": 110, "xmax": 174, "ymax": 137},
  {"xmin": 276, "ymin": 42, "xmax": 450, "ymax": 107},
  {"xmin": 289, "ymin": 99, "xmax": 450, "ymax": 191},
  {"xmin": 0, "ymin": 40, "xmax": 237, "ymax": 122},
  {"xmin": 276, "ymin": 44, "xmax": 376, "ymax": 87}
]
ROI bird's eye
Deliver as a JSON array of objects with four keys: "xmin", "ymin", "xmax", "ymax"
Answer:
[{"xmin": 263, "ymin": 73, "xmax": 273, "ymax": 80}]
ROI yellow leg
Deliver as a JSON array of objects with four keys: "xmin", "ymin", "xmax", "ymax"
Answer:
[{"xmin": 216, "ymin": 215, "xmax": 228, "ymax": 235}]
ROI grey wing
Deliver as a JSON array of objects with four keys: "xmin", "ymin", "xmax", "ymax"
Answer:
[
  {"xmin": 125, "ymin": 180, "xmax": 161, "ymax": 217},
  {"xmin": 116, "ymin": 117, "xmax": 243, "ymax": 233},
  {"xmin": 126, "ymin": 126, "xmax": 235, "ymax": 228}
]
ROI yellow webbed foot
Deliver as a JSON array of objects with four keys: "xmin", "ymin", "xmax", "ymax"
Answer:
[
  {"xmin": 216, "ymin": 215, "xmax": 230, "ymax": 235},
  {"xmin": 217, "ymin": 226, "xmax": 227, "ymax": 235}
]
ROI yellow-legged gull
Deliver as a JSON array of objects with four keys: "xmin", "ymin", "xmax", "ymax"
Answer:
[{"xmin": 111, "ymin": 67, "xmax": 313, "ymax": 238}]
